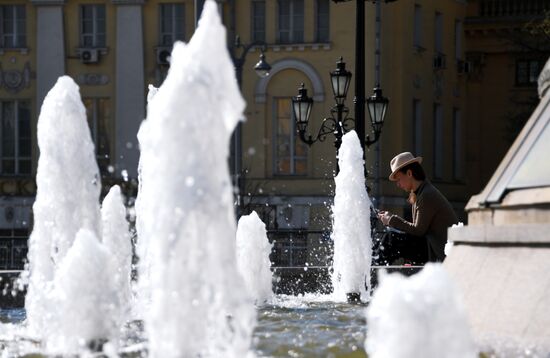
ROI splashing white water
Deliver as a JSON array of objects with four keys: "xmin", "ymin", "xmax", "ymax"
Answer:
[
  {"xmin": 136, "ymin": 1, "xmax": 255, "ymax": 356},
  {"xmin": 236, "ymin": 211, "xmax": 274, "ymax": 304},
  {"xmin": 25, "ymin": 76, "xmax": 102, "ymax": 338},
  {"xmin": 24, "ymin": 76, "xmax": 131, "ymax": 353},
  {"xmin": 365, "ymin": 263, "xmax": 477, "ymax": 358},
  {"xmin": 49, "ymin": 229, "xmax": 120, "ymax": 352},
  {"xmin": 331, "ymin": 131, "xmax": 372, "ymax": 301},
  {"xmin": 101, "ymin": 185, "xmax": 133, "ymax": 323},
  {"xmin": 133, "ymin": 84, "xmax": 157, "ymax": 315}
]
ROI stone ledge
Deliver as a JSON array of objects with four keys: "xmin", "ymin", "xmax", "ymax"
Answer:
[
  {"xmin": 444, "ymin": 244, "xmax": 550, "ymax": 353},
  {"xmin": 30, "ymin": 0, "xmax": 66, "ymax": 5},
  {"xmin": 449, "ymin": 223, "xmax": 550, "ymax": 244}
]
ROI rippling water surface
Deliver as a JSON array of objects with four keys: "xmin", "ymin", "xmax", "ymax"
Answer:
[
  {"xmin": 0, "ymin": 295, "xmax": 368, "ymax": 358},
  {"xmin": 254, "ymin": 295, "xmax": 368, "ymax": 357}
]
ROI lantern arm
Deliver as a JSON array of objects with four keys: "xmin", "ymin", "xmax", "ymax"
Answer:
[
  {"xmin": 329, "ymin": 105, "xmax": 355, "ymax": 133},
  {"xmin": 297, "ymin": 129, "xmax": 318, "ymax": 146},
  {"xmin": 365, "ymin": 129, "xmax": 382, "ymax": 148},
  {"xmin": 297, "ymin": 116, "xmax": 338, "ymax": 146},
  {"xmin": 232, "ymin": 35, "xmax": 269, "ymax": 68},
  {"xmin": 316, "ymin": 117, "xmax": 338, "ymax": 143}
]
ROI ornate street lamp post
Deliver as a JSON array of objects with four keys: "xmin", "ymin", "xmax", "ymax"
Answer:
[
  {"xmin": 230, "ymin": 35, "xmax": 271, "ymax": 218},
  {"xmin": 292, "ymin": 58, "xmax": 387, "ymax": 174},
  {"xmin": 293, "ymin": 57, "xmax": 387, "ymax": 305},
  {"xmin": 331, "ymin": 0, "xmax": 397, "ymax": 201}
]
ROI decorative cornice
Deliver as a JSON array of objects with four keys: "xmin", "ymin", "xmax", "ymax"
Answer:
[
  {"xmin": 111, "ymin": 0, "xmax": 145, "ymax": 5},
  {"xmin": 538, "ymin": 57, "xmax": 550, "ymax": 98},
  {"xmin": 30, "ymin": 0, "xmax": 66, "ymax": 5}
]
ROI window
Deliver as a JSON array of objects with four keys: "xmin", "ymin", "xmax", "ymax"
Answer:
[
  {"xmin": 0, "ymin": 5, "xmax": 26, "ymax": 48},
  {"xmin": 433, "ymin": 103, "xmax": 443, "ymax": 179},
  {"xmin": 413, "ymin": 4, "xmax": 422, "ymax": 48},
  {"xmin": 454, "ymin": 20, "xmax": 462, "ymax": 61},
  {"xmin": 274, "ymin": 98, "xmax": 307, "ymax": 175},
  {"xmin": 315, "ymin": 0, "xmax": 329, "ymax": 43},
  {"xmin": 277, "ymin": 0, "xmax": 304, "ymax": 44},
  {"xmin": 516, "ymin": 60, "xmax": 543, "ymax": 86},
  {"xmin": 0, "ymin": 229, "xmax": 28, "ymax": 270},
  {"xmin": 159, "ymin": 3, "xmax": 185, "ymax": 46},
  {"xmin": 83, "ymin": 98, "xmax": 111, "ymax": 174},
  {"xmin": 452, "ymin": 108, "xmax": 463, "ymax": 181},
  {"xmin": 270, "ymin": 232, "xmax": 307, "ymax": 267},
  {"xmin": 251, "ymin": 1, "xmax": 266, "ymax": 42},
  {"xmin": 80, "ymin": 4, "xmax": 106, "ymax": 47},
  {"xmin": 0, "ymin": 100, "xmax": 31, "ymax": 175},
  {"xmin": 413, "ymin": 99, "xmax": 423, "ymax": 156},
  {"xmin": 434, "ymin": 12, "xmax": 443, "ymax": 54}
]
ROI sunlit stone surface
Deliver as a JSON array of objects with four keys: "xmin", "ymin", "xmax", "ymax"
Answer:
[{"xmin": 445, "ymin": 58, "xmax": 550, "ymax": 355}]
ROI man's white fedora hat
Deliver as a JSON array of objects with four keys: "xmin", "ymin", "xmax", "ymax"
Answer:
[{"xmin": 389, "ymin": 152, "xmax": 423, "ymax": 181}]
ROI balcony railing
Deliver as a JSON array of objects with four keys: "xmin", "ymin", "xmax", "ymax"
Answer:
[{"xmin": 479, "ymin": 0, "xmax": 550, "ymax": 17}]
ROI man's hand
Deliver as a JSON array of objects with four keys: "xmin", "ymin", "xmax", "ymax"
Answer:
[{"xmin": 377, "ymin": 211, "xmax": 392, "ymax": 226}]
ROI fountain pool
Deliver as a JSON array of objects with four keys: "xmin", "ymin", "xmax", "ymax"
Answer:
[{"xmin": 0, "ymin": 299, "xmax": 369, "ymax": 358}]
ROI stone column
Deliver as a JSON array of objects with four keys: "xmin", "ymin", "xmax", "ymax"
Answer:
[
  {"xmin": 31, "ymin": 0, "xmax": 66, "ymax": 113},
  {"xmin": 112, "ymin": 0, "xmax": 145, "ymax": 179}
]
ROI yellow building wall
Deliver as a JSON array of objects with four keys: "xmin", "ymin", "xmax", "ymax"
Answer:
[{"xmin": 4, "ymin": 0, "xmax": 528, "ymax": 229}]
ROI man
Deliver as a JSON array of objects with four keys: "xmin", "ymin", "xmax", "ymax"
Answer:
[{"xmin": 377, "ymin": 152, "xmax": 458, "ymax": 262}]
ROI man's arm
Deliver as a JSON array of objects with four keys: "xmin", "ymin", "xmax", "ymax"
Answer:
[{"xmin": 387, "ymin": 199, "xmax": 435, "ymax": 237}]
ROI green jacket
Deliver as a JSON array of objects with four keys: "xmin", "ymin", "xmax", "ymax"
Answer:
[{"xmin": 388, "ymin": 180, "xmax": 458, "ymax": 261}]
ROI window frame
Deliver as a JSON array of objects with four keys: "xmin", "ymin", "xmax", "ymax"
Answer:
[
  {"xmin": 0, "ymin": 5, "xmax": 26, "ymax": 49},
  {"xmin": 251, "ymin": 0, "xmax": 266, "ymax": 43},
  {"xmin": 272, "ymin": 97, "xmax": 308, "ymax": 176},
  {"xmin": 0, "ymin": 100, "xmax": 32, "ymax": 176},
  {"xmin": 159, "ymin": 3, "xmax": 185, "ymax": 46},
  {"xmin": 80, "ymin": 4, "xmax": 106, "ymax": 48},
  {"xmin": 277, "ymin": 0, "xmax": 305, "ymax": 44},
  {"xmin": 315, "ymin": 0, "xmax": 330, "ymax": 43}
]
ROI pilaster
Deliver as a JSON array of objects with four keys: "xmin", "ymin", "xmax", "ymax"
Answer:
[
  {"xmin": 113, "ymin": 1, "xmax": 145, "ymax": 178},
  {"xmin": 33, "ymin": 0, "xmax": 66, "ymax": 113}
]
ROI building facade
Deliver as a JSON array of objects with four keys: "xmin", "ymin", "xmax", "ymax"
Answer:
[
  {"xmin": 0, "ymin": 0, "xmax": 545, "ymax": 273},
  {"xmin": 464, "ymin": 0, "xmax": 550, "ymax": 197}
]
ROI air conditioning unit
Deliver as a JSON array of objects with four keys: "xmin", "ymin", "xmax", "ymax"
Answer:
[
  {"xmin": 81, "ymin": 48, "xmax": 99, "ymax": 64},
  {"xmin": 433, "ymin": 54, "xmax": 446, "ymax": 70},
  {"xmin": 156, "ymin": 47, "xmax": 172, "ymax": 65}
]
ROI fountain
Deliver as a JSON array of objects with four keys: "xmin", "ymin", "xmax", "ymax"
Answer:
[
  {"xmin": 132, "ymin": 1, "xmax": 256, "ymax": 356},
  {"xmin": 365, "ymin": 263, "xmax": 476, "ymax": 358},
  {"xmin": 21, "ymin": 75, "xmax": 131, "ymax": 353},
  {"xmin": 330, "ymin": 131, "xmax": 372, "ymax": 303},
  {"xmin": 236, "ymin": 211, "xmax": 274, "ymax": 304},
  {"xmin": 2, "ymin": 1, "xmax": 547, "ymax": 357}
]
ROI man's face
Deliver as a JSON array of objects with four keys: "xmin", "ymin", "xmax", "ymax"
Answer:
[{"xmin": 394, "ymin": 170, "xmax": 413, "ymax": 192}]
